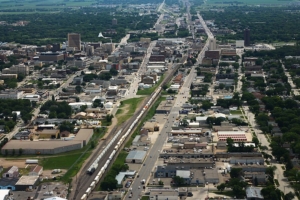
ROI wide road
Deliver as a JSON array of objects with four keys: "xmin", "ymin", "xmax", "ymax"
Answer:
[{"xmin": 125, "ymin": 10, "xmax": 213, "ymax": 200}]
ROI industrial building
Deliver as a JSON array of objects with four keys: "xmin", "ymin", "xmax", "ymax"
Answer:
[
  {"xmin": 126, "ymin": 150, "xmax": 147, "ymax": 163},
  {"xmin": 15, "ymin": 176, "xmax": 39, "ymax": 191}
]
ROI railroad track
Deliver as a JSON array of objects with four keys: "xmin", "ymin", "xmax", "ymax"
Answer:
[{"xmin": 74, "ymin": 57, "xmax": 186, "ymax": 200}]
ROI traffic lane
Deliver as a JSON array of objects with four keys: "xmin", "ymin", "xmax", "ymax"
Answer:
[{"xmin": 126, "ymin": 111, "xmax": 180, "ymax": 199}]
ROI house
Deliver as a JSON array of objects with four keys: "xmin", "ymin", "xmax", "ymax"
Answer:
[
  {"xmin": 142, "ymin": 76, "xmax": 155, "ymax": 84},
  {"xmin": 28, "ymin": 165, "xmax": 43, "ymax": 176},
  {"xmin": 0, "ymin": 178, "xmax": 18, "ymax": 190},
  {"xmin": 2, "ymin": 166, "xmax": 19, "ymax": 178},
  {"xmin": 246, "ymin": 186, "xmax": 264, "ymax": 200},
  {"xmin": 72, "ymin": 76, "xmax": 83, "ymax": 85}
]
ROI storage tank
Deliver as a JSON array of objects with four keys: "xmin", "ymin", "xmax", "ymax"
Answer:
[{"xmin": 26, "ymin": 159, "xmax": 38, "ymax": 164}]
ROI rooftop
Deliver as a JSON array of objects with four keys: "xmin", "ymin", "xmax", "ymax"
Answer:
[
  {"xmin": 176, "ymin": 170, "xmax": 190, "ymax": 179},
  {"xmin": 15, "ymin": 175, "xmax": 39, "ymax": 185},
  {"xmin": 126, "ymin": 150, "xmax": 147, "ymax": 160},
  {"xmin": 2, "ymin": 140, "xmax": 82, "ymax": 150},
  {"xmin": 246, "ymin": 186, "xmax": 263, "ymax": 199}
]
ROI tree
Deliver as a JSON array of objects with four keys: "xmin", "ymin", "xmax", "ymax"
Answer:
[
  {"xmin": 252, "ymin": 137, "xmax": 259, "ymax": 146},
  {"xmin": 217, "ymin": 183, "xmax": 226, "ymax": 192},
  {"xmin": 19, "ymin": 148, "xmax": 23, "ymax": 155},
  {"xmin": 75, "ymin": 85, "xmax": 82, "ymax": 94},
  {"xmin": 59, "ymin": 121, "xmax": 75, "ymax": 132},
  {"xmin": 180, "ymin": 119, "xmax": 189, "ymax": 127},
  {"xmin": 91, "ymin": 141, "xmax": 95, "ymax": 149},
  {"xmin": 100, "ymin": 175, "xmax": 117, "ymax": 190},
  {"xmin": 201, "ymin": 101, "xmax": 213, "ymax": 110},
  {"xmin": 232, "ymin": 62, "xmax": 239, "ymax": 70},
  {"xmin": 4, "ymin": 149, "xmax": 8, "ymax": 156},
  {"xmin": 52, "ymin": 95, "xmax": 55, "ymax": 101},
  {"xmin": 226, "ymin": 137, "xmax": 234, "ymax": 147},
  {"xmin": 230, "ymin": 168, "xmax": 242, "ymax": 178},
  {"xmin": 12, "ymin": 149, "xmax": 15, "ymax": 156},
  {"xmin": 173, "ymin": 176, "xmax": 185, "ymax": 186},
  {"xmin": 284, "ymin": 192, "xmax": 295, "ymax": 200}
]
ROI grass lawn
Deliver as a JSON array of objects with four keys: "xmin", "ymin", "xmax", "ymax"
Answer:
[
  {"xmin": 116, "ymin": 97, "xmax": 145, "ymax": 125},
  {"xmin": 205, "ymin": 0, "xmax": 295, "ymax": 5},
  {"xmin": 41, "ymin": 153, "xmax": 83, "ymax": 170},
  {"xmin": 141, "ymin": 196, "xmax": 150, "ymax": 200},
  {"xmin": 230, "ymin": 110, "xmax": 242, "ymax": 114},
  {"xmin": 137, "ymin": 75, "xmax": 164, "ymax": 95},
  {"xmin": 39, "ymin": 128, "xmax": 106, "ymax": 182},
  {"xmin": 212, "ymin": 190, "xmax": 235, "ymax": 197}
]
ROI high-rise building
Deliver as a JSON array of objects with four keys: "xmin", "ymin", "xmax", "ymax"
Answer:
[
  {"xmin": 244, "ymin": 29, "xmax": 250, "ymax": 46},
  {"xmin": 209, "ymin": 38, "xmax": 217, "ymax": 50},
  {"xmin": 52, "ymin": 43, "xmax": 61, "ymax": 52},
  {"xmin": 86, "ymin": 45, "xmax": 94, "ymax": 56},
  {"xmin": 68, "ymin": 33, "xmax": 81, "ymax": 50},
  {"xmin": 112, "ymin": 18, "xmax": 118, "ymax": 25}
]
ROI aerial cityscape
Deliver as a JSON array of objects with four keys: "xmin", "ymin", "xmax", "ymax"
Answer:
[{"xmin": 0, "ymin": 0, "xmax": 300, "ymax": 199}]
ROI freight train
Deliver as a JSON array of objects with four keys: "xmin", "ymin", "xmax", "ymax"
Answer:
[{"xmin": 81, "ymin": 86, "xmax": 162, "ymax": 200}]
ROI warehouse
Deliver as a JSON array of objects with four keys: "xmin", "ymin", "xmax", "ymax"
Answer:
[
  {"xmin": 0, "ymin": 178, "xmax": 18, "ymax": 190},
  {"xmin": 1, "ymin": 140, "xmax": 83, "ymax": 155},
  {"xmin": 229, "ymin": 157, "xmax": 264, "ymax": 165},
  {"xmin": 143, "ymin": 122, "xmax": 159, "ymax": 132},
  {"xmin": 217, "ymin": 131, "xmax": 247, "ymax": 141},
  {"xmin": 203, "ymin": 169, "xmax": 220, "ymax": 184},
  {"xmin": 73, "ymin": 128, "xmax": 94, "ymax": 146},
  {"xmin": 126, "ymin": 150, "xmax": 147, "ymax": 163},
  {"xmin": 15, "ymin": 176, "xmax": 39, "ymax": 191}
]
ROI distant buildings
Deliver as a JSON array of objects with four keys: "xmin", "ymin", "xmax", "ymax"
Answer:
[
  {"xmin": 2, "ymin": 64, "xmax": 29, "ymax": 75},
  {"xmin": 209, "ymin": 38, "xmax": 217, "ymax": 50},
  {"xmin": 244, "ymin": 28, "xmax": 250, "ymax": 46},
  {"xmin": 39, "ymin": 52, "xmax": 64, "ymax": 62},
  {"xmin": 68, "ymin": 33, "xmax": 81, "ymax": 50},
  {"xmin": 0, "ymin": 90, "xmax": 24, "ymax": 99}
]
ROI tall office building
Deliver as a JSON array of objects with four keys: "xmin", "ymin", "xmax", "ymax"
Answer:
[
  {"xmin": 68, "ymin": 33, "xmax": 81, "ymax": 50},
  {"xmin": 209, "ymin": 38, "xmax": 217, "ymax": 50},
  {"xmin": 244, "ymin": 28, "xmax": 250, "ymax": 46}
]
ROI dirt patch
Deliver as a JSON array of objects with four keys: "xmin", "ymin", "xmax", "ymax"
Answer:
[{"xmin": 0, "ymin": 158, "xmax": 27, "ymax": 168}]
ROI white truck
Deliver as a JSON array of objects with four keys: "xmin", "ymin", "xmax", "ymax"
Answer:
[{"xmin": 141, "ymin": 179, "xmax": 145, "ymax": 185}]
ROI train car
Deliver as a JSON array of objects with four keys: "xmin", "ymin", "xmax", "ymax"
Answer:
[
  {"xmin": 94, "ymin": 175, "xmax": 100, "ymax": 183},
  {"xmin": 90, "ymin": 181, "xmax": 96, "ymax": 190},
  {"xmin": 114, "ymin": 144, "xmax": 119, "ymax": 150},
  {"xmin": 81, "ymin": 194, "xmax": 87, "ymax": 200},
  {"xmin": 86, "ymin": 187, "xmax": 92, "ymax": 195}
]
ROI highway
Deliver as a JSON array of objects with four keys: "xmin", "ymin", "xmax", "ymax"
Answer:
[{"xmin": 125, "ymin": 10, "xmax": 213, "ymax": 200}]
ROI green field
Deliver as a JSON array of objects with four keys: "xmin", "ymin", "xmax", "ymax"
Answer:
[
  {"xmin": 0, "ymin": 0, "xmax": 97, "ymax": 11},
  {"xmin": 116, "ymin": 97, "xmax": 145, "ymax": 125},
  {"xmin": 204, "ymin": 0, "xmax": 296, "ymax": 5}
]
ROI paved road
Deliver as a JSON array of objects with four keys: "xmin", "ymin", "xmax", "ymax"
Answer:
[
  {"xmin": 126, "ymin": 41, "xmax": 157, "ymax": 98},
  {"xmin": 125, "ymin": 9, "xmax": 213, "ymax": 200}
]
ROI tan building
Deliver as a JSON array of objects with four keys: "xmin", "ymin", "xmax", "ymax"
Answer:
[
  {"xmin": 140, "ymin": 38, "xmax": 151, "ymax": 43},
  {"xmin": 18, "ymin": 88, "xmax": 36, "ymax": 93},
  {"xmin": 38, "ymin": 129, "xmax": 60, "ymax": 139},
  {"xmin": 143, "ymin": 122, "xmax": 159, "ymax": 132},
  {"xmin": 68, "ymin": 33, "xmax": 81, "ymax": 50},
  {"xmin": 2, "ymin": 64, "xmax": 29, "ymax": 75},
  {"xmin": 0, "ymin": 74, "xmax": 17, "ymax": 79}
]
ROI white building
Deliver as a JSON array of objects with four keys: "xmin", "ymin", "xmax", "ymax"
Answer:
[
  {"xmin": 2, "ymin": 64, "xmax": 29, "ymax": 75},
  {"xmin": 0, "ymin": 90, "xmax": 23, "ymax": 99},
  {"xmin": 104, "ymin": 102, "xmax": 113, "ymax": 109},
  {"xmin": 69, "ymin": 102, "xmax": 93, "ymax": 109},
  {"xmin": 23, "ymin": 94, "xmax": 41, "ymax": 102},
  {"xmin": 236, "ymin": 40, "xmax": 244, "ymax": 48}
]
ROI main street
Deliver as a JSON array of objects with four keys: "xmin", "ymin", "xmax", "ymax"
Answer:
[{"xmin": 125, "ymin": 9, "xmax": 213, "ymax": 200}]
